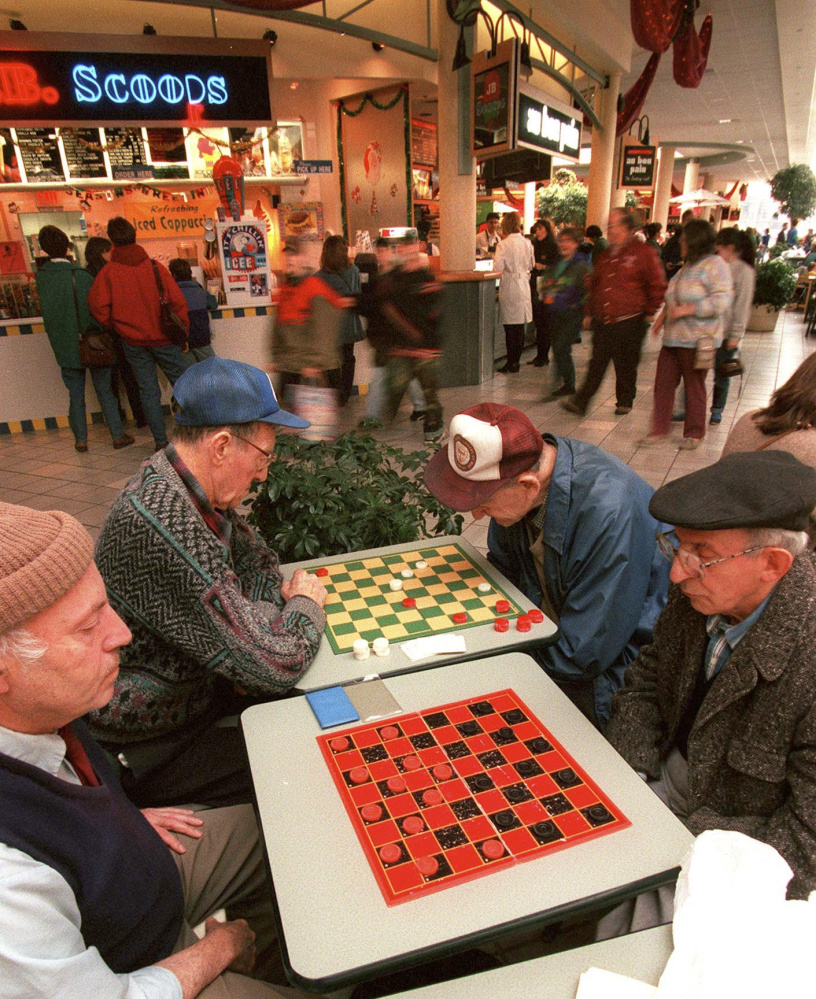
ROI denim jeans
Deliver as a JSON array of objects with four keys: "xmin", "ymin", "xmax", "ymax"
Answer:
[
  {"xmin": 120, "ymin": 341, "xmax": 187, "ymax": 447},
  {"xmin": 365, "ymin": 366, "xmax": 426, "ymax": 420},
  {"xmin": 60, "ymin": 367, "xmax": 125, "ymax": 443}
]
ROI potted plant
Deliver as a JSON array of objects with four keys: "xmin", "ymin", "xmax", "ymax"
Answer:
[
  {"xmin": 748, "ymin": 257, "xmax": 798, "ymax": 332},
  {"xmin": 247, "ymin": 432, "xmax": 463, "ymax": 561}
]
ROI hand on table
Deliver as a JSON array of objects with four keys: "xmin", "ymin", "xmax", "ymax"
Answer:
[
  {"xmin": 282, "ymin": 568, "xmax": 328, "ymax": 608},
  {"xmin": 205, "ymin": 917, "xmax": 256, "ymax": 975},
  {"xmin": 141, "ymin": 807, "xmax": 204, "ymax": 854}
]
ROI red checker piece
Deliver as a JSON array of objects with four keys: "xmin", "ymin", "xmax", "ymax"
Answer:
[
  {"xmin": 380, "ymin": 725, "xmax": 400, "ymax": 740},
  {"xmin": 481, "ymin": 838, "xmax": 506, "ymax": 860},
  {"xmin": 495, "ymin": 599, "xmax": 511, "ymax": 614},
  {"xmin": 422, "ymin": 788, "xmax": 443, "ymax": 806},
  {"xmin": 349, "ymin": 767, "xmax": 370, "ymax": 785},
  {"xmin": 516, "ymin": 615, "xmax": 532, "ymax": 632},
  {"xmin": 361, "ymin": 804, "xmax": 383, "ymax": 822},
  {"xmin": 402, "ymin": 755, "xmax": 422, "ymax": 771},
  {"xmin": 528, "ymin": 608, "xmax": 545, "ymax": 623},
  {"xmin": 432, "ymin": 764, "xmax": 453, "ymax": 781},
  {"xmin": 330, "ymin": 736, "xmax": 350, "ymax": 752},
  {"xmin": 315, "ymin": 567, "xmax": 329, "ymax": 577},
  {"xmin": 379, "ymin": 843, "xmax": 402, "ymax": 864},
  {"xmin": 387, "ymin": 775, "xmax": 407, "ymax": 793},
  {"xmin": 402, "ymin": 597, "xmax": 417, "ymax": 608},
  {"xmin": 402, "ymin": 815, "xmax": 425, "ymax": 835},
  {"xmin": 452, "ymin": 612, "xmax": 468, "ymax": 624},
  {"xmin": 416, "ymin": 855, "xmax": 439, "ymax": 877},
  {"xmin": 494, "ymin": 618, "xmax": 509, "ymax": 633}
]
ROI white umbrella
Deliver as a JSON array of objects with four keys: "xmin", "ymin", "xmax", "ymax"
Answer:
[{"xmin": 669, "ymin": 187, "xmax": 732, "ymax": 207}]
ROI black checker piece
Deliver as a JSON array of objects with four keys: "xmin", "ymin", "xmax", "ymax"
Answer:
[
  {"xmin": 525, "ymin": 737, "xmax": 553, "ymax": 755},
  {"xmin": 443, "ymin": 740, "xmax": 471, "ymax": 760},
  {"xmin": 470, "ymin": 700, "xmax": 495, "ymax": 717},
  {"xmin": 451, "ymin": 798, "xmax": 482, "ymax": 820},
  {"xmin": 552, "ymin": 768, "xmax": 582, "ymax": 789},
  {"xmin": 582, "ymin": 804, "xmax": 615, "ymax": 827},
  {"xmin": 456, "ymin": 720, "xmax": 482, "ymax": 737},
  {"xmin": 492, "ymin": 726, "xmax": 518, "ymax": 746},
  {"xmin": 477, "ymin": 750, "xmax": 507, "ymax": 768},
  {"xmin": 423, "ymin": 712, "xmax": 449, "ymax": 728},
  {"xmin": 514, "ymin": 758, "xmax": 544, "ymax": 779},
  {"xmin": 435, "ymin": 824, "xmax": 469, "ymax": 849},
  {"xmin": 540, "ymin": 792, "xmax": 574, "ymax": 815},
  {"xmin": 466, "ymin": 773, "xmax": 495, "ymax": 794},
  {"xmin": 530, "ymin": 820, "xmax": 563, "ymax": 844},
  {"xmin": 489, "ymin": 809, "xmax": 521, "ymax": 831},
  {"xmin": 409, "ymin": 732, "xmax": 436, "ymax": 750},
  {"xmin": 501, "ymin": 709, "xmax": 527, "ymax": 725},
  {"xmin": 361, "ymin": 745, "xmax": 388, "ymax": 763},
  {"xmin": 502, "ymin": 782, "xmax": 534, "ymax": 805}
]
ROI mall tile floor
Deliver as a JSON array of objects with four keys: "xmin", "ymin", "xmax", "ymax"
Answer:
[{"xmin": 0, "ymin": 307, "xmax": 812, "ymax": 551}]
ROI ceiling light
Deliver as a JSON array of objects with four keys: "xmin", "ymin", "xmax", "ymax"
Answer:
[
  {"xmin": 263, "ymin": 29, "xmax": 278, "ymax": 45},
  {"xmin": 289, "ymin": 81, "xmax": 299, "ymax": 90},
  {"xmin": 372, "ymin": 42, "xmax": 384, "ymax": 52},
  {"xmin": 718, "ymin": 119, "xmax": 732, "ymax": 124}
]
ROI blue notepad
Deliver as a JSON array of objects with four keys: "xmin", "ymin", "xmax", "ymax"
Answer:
[{"xmin": 305, "ymin": 686, "xmax": 360, "ymax": 729}]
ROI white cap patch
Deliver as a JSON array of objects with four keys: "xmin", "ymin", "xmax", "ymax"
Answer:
[{"xmin": 447, "ymin": 413, "xmax": 503, "ymax": 481}]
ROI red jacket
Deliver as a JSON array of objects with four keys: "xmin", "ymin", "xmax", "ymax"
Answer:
[
  {"xmin": 88, "ymin": 244, "xmax": 189, "ymax": 347},
  {"xmin": 587, "ymin": 237, "xmax": 666, "ymax": 324}
]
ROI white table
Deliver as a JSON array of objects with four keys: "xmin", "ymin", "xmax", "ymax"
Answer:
[
  {"xmin": 281, "ymin": 536, "xmax": 558, "ymax": 692},
  {"xmin": 242, "ymin": 655, "xmax": 692, "ymax": 993},
  {"xmin": 389, "ymin": 924, "xmax": 674, "ymax": 998}
]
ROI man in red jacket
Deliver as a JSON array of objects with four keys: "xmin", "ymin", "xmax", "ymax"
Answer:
[
  {"xmin": 89, "ymin": 218, "xmax": 190, "ymax": 451},
  {"xmin": 562, "ymin": 208, "xmax": 666, "ymax": 417}
]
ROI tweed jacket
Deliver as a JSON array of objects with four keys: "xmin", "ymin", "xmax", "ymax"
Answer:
[{"xmin": 606, "ymin": 553, "xmax": 816, "ymax": 899}]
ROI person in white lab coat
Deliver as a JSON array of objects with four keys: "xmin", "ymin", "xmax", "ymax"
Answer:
[{"xmin": 493, "ymin": 212, "xmax": 535, "ymax": 373}]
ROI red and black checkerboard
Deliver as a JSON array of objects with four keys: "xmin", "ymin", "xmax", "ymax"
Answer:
[{"xmin": 317, "ymin": 689, "xmax": 630, "ymax": 905}]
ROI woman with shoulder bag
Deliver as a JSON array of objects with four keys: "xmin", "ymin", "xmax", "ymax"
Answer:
[
  {"xmin": 640, "ymin": 219, "xmax": 732, "ymax": 450},
  {"xmin": 316, "ymin": 235, "xmax": 365, "ymax": 406},
  {"xmin": 710, "ymin": 228, "xmax": 756, "ymax": 424},
  {"xmin": 34, "ymin": 226, "xmax": 133, "ymax": 452}
]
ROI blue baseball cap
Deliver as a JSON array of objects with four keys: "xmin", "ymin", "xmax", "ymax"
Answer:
[{"xmin": 172, "ymin": 357, "xmax": 309, "ymax": 429}]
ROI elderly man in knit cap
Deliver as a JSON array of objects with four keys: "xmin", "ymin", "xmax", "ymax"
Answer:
[
  {"xmin": 604, "ymin": 451, "xmax": 816, "ymax": 929},
  {"xmin": 0, "ymin": 502, "xmax": 308, "ymax": 999},
  {"xmin": 89, "ymin": 357, "xmax": 328, "ymax": 812}
]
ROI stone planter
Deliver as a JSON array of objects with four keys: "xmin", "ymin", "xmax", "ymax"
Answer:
[{"xmin": 748, "ymin": 304, "xmax": 781, "ymax": 332}]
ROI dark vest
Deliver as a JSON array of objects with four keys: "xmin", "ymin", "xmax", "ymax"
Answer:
[{"xmin": 0, "ymin": 721, "xmax": 184, "ymax": 972}]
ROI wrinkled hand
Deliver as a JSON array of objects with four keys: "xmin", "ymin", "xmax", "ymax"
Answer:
[
  {"xmin": 281, "ymin": 568, "xmax": 328, "ymax": 608},
  {"xmin": 582, "ymin": 315, "xmax": 592, "ymax": 330},
  {"xmin": 141, "ymin": 807, "xmax": 204, "ymax": 854},
  {"xmin": 205, "ymin": 917, "xmax": 256, "ymax": 974}
]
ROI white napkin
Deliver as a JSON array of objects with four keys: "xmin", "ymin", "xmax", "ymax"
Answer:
[
  {"xmin": 576, "ymin": 968, "xmax": 658, "ymax": 998},
  {"xmin": 401, "ymin": 634, "xmax": 466, "ymax": 662}
]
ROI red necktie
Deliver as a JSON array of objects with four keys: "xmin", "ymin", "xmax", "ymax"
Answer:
[{"xmin": 58, "ymin": 724, "xmax": 100, "ymax": 787}]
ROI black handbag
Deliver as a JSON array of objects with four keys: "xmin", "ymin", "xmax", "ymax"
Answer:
[
  {"xmin": 151, "ymin": 260, "xmax": 188, "ymax": 346},
  {"xmin": 72, "ymin": 271, "xmax": 116, "ymax": 367},
  {"xmin": 717, "ymin": 353, "xmax": 743, "ymax": 378}
]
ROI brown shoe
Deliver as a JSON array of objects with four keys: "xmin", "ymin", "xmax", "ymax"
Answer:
[
  {"xmin": 560, "ymin": 397, "xmax": 585, "ymax": 415},
  {"xmin": 74, "ymin": 441, "xmax": 88, "ymax": 453},
  {"xmin": 112, "ymin": 434, "xmax": 135, "ymax": 449}
]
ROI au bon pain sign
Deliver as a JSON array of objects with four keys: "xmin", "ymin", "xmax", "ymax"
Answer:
[{"xmin": 0, "ymin": 31, "xmax": 274, "ymax": 128}]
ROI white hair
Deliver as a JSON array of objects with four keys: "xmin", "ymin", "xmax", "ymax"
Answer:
[
  {"xmin": 0, "ymin": 627, "xmax": 48, "ymax": 670},
  {"xmin": 745, "ymin": 527, "xmax": 810, "ymax": 559}
]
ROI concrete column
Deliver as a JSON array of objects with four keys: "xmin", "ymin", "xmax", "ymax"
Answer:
[
  {"xmin": 652, "ymin": 144, "xmax": 676, "ymax": 230},
  {"xmin": 523, "ymin": 181, "xmax": 536, "ymax": 232},
  {"xmin": 585, "ymin": 71, "xmax": 621, "ymax": 231},
  {"xmin": 437, "ymin": 0, "xmax": 476, "ymax": 271},
  {"xmin": 683, "ymin": 158, "xmax": 699, "ymax": 194}
]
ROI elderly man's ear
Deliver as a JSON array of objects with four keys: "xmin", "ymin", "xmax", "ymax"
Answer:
[{"xmin": 760, "ymin": 546, "xmax": 795, "ymax": 583}]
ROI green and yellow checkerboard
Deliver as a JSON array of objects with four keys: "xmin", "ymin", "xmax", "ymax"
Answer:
[{"xmin": 320, "ymin": 543, "xmax": 524, "ymax": 654}]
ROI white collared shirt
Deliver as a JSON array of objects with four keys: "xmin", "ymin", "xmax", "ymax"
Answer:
[{"xmin": 0, "ymin": 725, "xmax": 181, "ymax": 999}]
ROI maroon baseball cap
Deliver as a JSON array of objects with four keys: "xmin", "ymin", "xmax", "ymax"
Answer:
[{"xmin": 424, "ymin": 404, "xmax": 544, "ymax": 511}]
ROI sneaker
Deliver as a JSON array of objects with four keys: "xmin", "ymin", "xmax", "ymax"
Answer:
[
  {"xmin": 409, "ymin": 410, "xmax": 427, "ymax": 422},
  {"xmin": 709, "ymin": 409, "xmax": 723, "ymax": 425},
  {"xmin": 424, "ymin": 425, "xmax": 444, "ymax": 443},
  {"xmin": 560, "ymin": 397, "xmax": 585, "ymax": 415},
  {"xmin": 637, "ymin": 435, "xmax": 667, "ymax": 448},
  {"xmin": 678, "ymin": 437, "xmax": 703, "ymax": 450},
  {"xmin": 357, "ymin": 418, "xmax": 383, "ymax": 430},
  {"xmin": 671, "ymin": 412, "xmax": 685, "ymax": 422},
  {"xmin": 614, "ymin": 405, "xmax": 633, "ymax": 415}
]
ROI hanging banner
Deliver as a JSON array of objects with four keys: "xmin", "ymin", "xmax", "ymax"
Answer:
[
  {"xmin": 217, "ymin": 218, "xmax": 273, "ymax": 307},
  {"xmin": 122, "ymin": 195, "xmax": 220, "ymax": 240},
  {"xmin": 621, "ymin": 144, "xmax": 656, "ymax": 187},
  {"xmin": 471, "ymin": 39, "xmax": 517, "ymax": 159}
]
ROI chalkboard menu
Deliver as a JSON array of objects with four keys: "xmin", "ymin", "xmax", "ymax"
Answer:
[
  {"xmin": 104, "ymin": 128, "xmax": 153, "ymax": 180},
  {"xmin": 16, "ymin": 128, "xmax": 65, "ymax": 182},
  {"xmin": 411, "ymin": 119, "xmax": 437, "ymax": 168},
  {"xmin": 61, "ymin": 128, "xmax": 107, "ymax": 180}
]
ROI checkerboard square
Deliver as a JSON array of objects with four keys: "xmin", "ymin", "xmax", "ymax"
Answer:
[
  {"xmin": 333, "ymin": 622, "xmax": 356, "ymax": 636},
  {"xmin": 350, "ymin": 608, "xmax": 372, "ymax": 621}
]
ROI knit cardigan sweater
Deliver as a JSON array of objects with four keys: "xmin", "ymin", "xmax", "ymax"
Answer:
[{"xmin": 88, "ymin": 450, "xmax": 326, "ymax": 746}]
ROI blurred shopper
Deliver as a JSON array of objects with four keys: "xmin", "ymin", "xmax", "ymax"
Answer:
[
  {"xmin": 710, "ymin": 229, "xmax": 756, "ymax": 425},
  {"xmin": 528, "ymin": 218, "xmax": 559, "ymax": 367},
  {"xmin": 661, "ymin": 210, "xmax": 694, "ymax": 280},
  {"xmin": 316, "ymin": 235, "xmax": 365, "ymax": 406},
  {"xmin": 88, "ymin": 217, "xmax": 189, "ymax": 452},
  {"xmin": 538, "ymin": 227, "xmax": 589, "ymax": 399},
  {"xmin": 35, "ymin": 226, "xmax": 133, "ymax": 453},
  {"xmin": 641, "ymin": 219, "xmax": 732, "ymax": 449},
  {"xmin": 168, "ymin": 258, "xmax": 217, "ymax": 366},
  {"xmin": 493, "ymin": 211, "xmax": 535, "ymax": 374},
  {"xmin": 644, "ymin": 222, "xmax": 663, "ymax": 252}
]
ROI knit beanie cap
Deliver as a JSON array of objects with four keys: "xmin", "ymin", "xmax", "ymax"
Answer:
[{"xmin": 0, "ymin": 502, "xmax": 94, "ymax": 634}]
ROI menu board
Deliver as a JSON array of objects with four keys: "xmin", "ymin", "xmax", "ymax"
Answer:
[
  {"xmin": 61, "ymin": 129, "xmax": 107, "ymax": 180},
  {"xmin": 15, "ymin": 128, "xmax": 65, "ymax": 182},
  {"xmin": 104, "ymin": 128, "xmax": 153, "ymax": 180},
  {"xmin": 146, "ymin": 128, "xmax": 190, "ymax": 180},
  {"xmin": 411, "ymin": 119, "xmax": 437, "ymax": 168}
]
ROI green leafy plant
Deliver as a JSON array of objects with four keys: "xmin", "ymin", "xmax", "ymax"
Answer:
[
  {"xmin": 770, "ymin": 164, "xmax": 816, "ymax": 224},
  {"xmin": 536, "ymin": 168, "xmax": 588, "ymax": 228},
  {"xmin": 753, "ymin": 258, "xmax": 797, "ymax": 312},
  {"xmin": 247, "ymin": 433, "xmax": 463, "ymax": 561}
]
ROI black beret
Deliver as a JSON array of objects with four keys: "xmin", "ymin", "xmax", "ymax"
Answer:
[{"xmin": 649, "ymin": 451, "xmax": 816, "ymax": 532}]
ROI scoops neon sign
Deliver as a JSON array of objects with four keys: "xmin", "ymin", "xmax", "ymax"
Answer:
[{"xmin": 72, "ymin": 64, "xmax": 228, "ymax": 106}]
